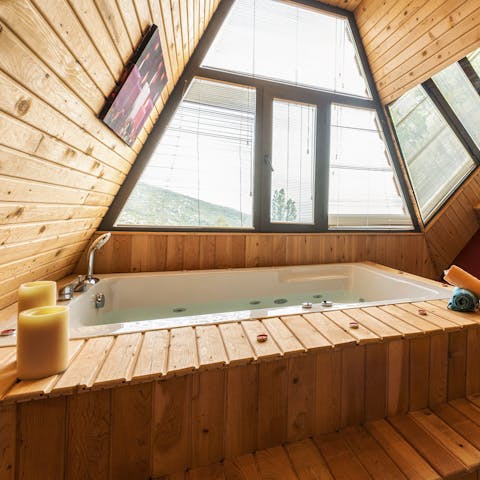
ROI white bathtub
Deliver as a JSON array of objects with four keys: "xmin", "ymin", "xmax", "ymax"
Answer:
[{"xmin": 52, "ymin": 262, "xmax": 452, "ymax": 340}]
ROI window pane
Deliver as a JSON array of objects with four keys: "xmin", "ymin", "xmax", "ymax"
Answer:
[
  {"xmin": 329, "ymin": 105, "xmax": 412, "ymax": 228},
  {"xmin": 271, "ymin": 100, "xmax": 315, "ymax": 224},
  {"xmin": 433, "ymin": 62, "xmax": 480, "ymax": 148},
  {"xmin": 202, "ymin": 0, "xmax": 371, "ymax": 98},
  {"xmin": 467, "ymin": 48, "xmax": 480, "ymax": 77},
  {"xmin": 116, "ymin": 78, "xmax": 255, "ymax": 228},
  {"xmin": 389, "ymin": 86, "xmax": 476, "ymax": 221}
]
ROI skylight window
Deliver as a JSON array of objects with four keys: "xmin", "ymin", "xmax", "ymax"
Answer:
[
  {"xmin": 202, "ymin": 0, "xmax": 371, "ymax": 98},
  {"xmin": 389, "ymin": 86, "xmax": 476, "ymax": 222}
]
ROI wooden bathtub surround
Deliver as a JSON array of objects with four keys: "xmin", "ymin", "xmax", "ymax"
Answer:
[{"xmin": 1, "ymin": 295, "xmax": 480, "ymax": 478}]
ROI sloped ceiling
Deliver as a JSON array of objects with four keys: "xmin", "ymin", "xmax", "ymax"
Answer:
[
  {"xmin": 0, "ymin": 0, "xmax": 479, "ymax": 309},
  {"xmin": 0, "ymin": 0, "xmax": 220, "ymax": 309}
]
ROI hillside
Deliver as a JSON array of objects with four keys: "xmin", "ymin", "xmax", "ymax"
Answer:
[{"xmin": 116, "ymin": 182, "xmax": 252, "ymax": 228}]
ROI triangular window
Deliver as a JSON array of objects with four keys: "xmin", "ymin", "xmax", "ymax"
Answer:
[
  {"xmin": 108, "ymin": 0, "xmax": 415, "ymax": 232},
  {"xmin": 202, "ymin": 0, "xmax": 371, "ymax": 98}
]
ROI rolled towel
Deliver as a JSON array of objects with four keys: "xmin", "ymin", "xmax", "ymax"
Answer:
[
  {"xmin": 443, "ymin": 265, "xmax": 480, "ymax": 298},
  {"xmin": 448, "ymin": 287, "xmax": 479, "ymax": 313}
]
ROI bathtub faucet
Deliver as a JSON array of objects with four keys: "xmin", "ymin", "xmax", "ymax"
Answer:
[
  {"xmin": 85, "ymin": 232, "xmax": 111, "ymax": 285},
  {"xmin": 72, "ymin": 232, "xmax": 112, "ymax": 293}
]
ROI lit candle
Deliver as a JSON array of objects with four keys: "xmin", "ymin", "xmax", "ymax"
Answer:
[
  {"xmin": 17, "ymin": 305, "xmax": 69, "ymax": 380},
  {"xmin": 17, "ymin": 281, "xmax": 57, "ymax": 314}
]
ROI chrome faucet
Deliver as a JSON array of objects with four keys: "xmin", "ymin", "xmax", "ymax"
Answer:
[
  {"xmin": 85, "ymin": 232, "xmax": 111, "ymax": 285},
  {"xmin": 71, "ymin": 232, "xmax": 111, "ymax": 293}
]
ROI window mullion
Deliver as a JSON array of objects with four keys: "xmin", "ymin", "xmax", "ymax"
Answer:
[
  {"xmin": 424, "ymin": 79, "xmax": 480, "ymax": 165},
  {"xmin": 459, "ymin": 57, "xmax": 480, "ymax": 95},
  {"xmin": 314, "ymin": 102, "xmax": 330, "ymax": 230}
]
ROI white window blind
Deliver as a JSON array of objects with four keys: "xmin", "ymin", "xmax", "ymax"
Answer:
[
  {"xmin": 433, "ymin": 62, "xmax": 480, "ymax": 149},
  {"xmin": 389, "ymin": 86, "xmax": 476, "ymax": 222},
  {"xmin": 202, "ymin": 0, "xmax": 370, "ymax": 98},
  {"xmin": 328, "ymin": 104, "xmax": 412, "ymax": 229},
  {"xmin": 270, "ymin": 99, "xmax": 316, "ymax": 224},
  {"xmin": 116, "ymin": 78, "xmax": 256, "ymax": 228}
]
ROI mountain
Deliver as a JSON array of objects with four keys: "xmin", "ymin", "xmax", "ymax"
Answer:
[{"xmin": 116, "ymin": 182, "xmax": 252, "ymax": 228}]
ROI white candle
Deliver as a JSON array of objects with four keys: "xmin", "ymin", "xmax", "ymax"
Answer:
[
  {"xmin": 18, "ymin": 281, "xmax": 57, "ymax": 314},
  {"xmin": 17, "ymin": 306, "xmax": 69, "ymax": 380}
]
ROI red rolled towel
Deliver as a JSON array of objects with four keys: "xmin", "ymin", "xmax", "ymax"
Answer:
[{"xmin": 444, "ymin": 265, "xmax": 480, "ymax": 298}]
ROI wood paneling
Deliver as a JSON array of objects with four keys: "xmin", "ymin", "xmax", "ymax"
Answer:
[
  {"xmin": 1, "ymin": 301, "xmax": 480, "ymax": 478},
  {"xmin": 0, "ymin": 0, "xmax": 220, "ymax": 310},
  {"xmin": 425, "ymin": 168, "xmax": 480, "ymax": 274},
  {"xmin": 355, "ymin": 0, "xmax": 480, "ymax": 104},
  {"xmin": 78, "ymin": 231, "xmax": 438, "ymax": 278}
]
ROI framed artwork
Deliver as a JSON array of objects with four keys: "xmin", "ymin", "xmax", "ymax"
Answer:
[{"xmin": 100, "ymin": 24, "xmax": 167, "ymax": 146}]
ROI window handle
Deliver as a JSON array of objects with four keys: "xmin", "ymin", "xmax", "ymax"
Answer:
[{"xmin": 264, "ymin": 154, "xmax": 274, "ymax": 172}]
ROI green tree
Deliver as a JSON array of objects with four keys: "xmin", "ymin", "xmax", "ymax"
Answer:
[{"xmin": 271, "ymin": 188, "xmax": 297, "ymax": 222}]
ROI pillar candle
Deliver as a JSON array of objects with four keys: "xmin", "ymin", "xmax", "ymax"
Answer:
[
  {"xmin": 17, "ymin": 306, "xmax": 69, "ymax": 380},
  {"xmin": 17, "ymin": 281, "xmax": 57, "ymax": 314}
]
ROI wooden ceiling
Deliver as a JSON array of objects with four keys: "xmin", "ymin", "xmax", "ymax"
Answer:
[{"xmin": 0, "ymin": 0, "xmax": 478, "ymax": 309}]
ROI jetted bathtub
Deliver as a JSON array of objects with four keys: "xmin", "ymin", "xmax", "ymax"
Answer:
[{"xmin": 56, "ymin": 262, "xmax": 452, "ymax": 340}]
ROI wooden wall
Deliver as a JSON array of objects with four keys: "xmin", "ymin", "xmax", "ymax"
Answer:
[
  {"xmin": 1, "ymin": 325, "xmax": 479, "ymax": 479},
  {"xmin": 0, "ymin": 0, "xmax": 220, "ymax": 310},
  {"xmin": 1, "ymin": 0, "xmax": 480, "ymax": 311},
  {"xmin": 355, "ymin": 0, "xmax": 480, "ymax": 104},
  {"xmin": 79, "ymin": 231, "xmax": 438, "ymax": 279},
  {"xmin": 425, "ymin": 168, "xmax": 480, "ymax": 274}
]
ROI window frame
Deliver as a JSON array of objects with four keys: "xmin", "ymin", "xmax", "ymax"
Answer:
[
  {"xmin": 100, "ymin": 0, "xmax": 419, "ymax": 233},
  {"xmin": 387, "ymin": 56, "xmax": 480, "ymax": 225}
]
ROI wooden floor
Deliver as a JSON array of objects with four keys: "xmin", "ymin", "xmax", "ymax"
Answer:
[{"xmin": 165, "ymin": 397, "xmax": 480, "ymax": 480}]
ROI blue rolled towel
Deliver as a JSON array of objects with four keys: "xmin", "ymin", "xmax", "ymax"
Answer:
[{"xmin": 448, "ymin": 287, "xmax": 479, "ymax": 312}]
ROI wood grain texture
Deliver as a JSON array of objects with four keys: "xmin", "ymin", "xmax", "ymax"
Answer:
[
  {"xmin": 84, "ymin": 231, "xmax": 438, "ymax": 280},
  {"xmin": 355, "ymin": 0, "xmax": 480, "ymax": 104},
  {"xmin": 0, "ymin": 0, "xmax": 216, "ymax": 309}
]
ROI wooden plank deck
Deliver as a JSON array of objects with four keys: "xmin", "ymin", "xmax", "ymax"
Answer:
[
  {"xmin": 0, "ymin": 297, "xmax": 479, "ymax": 403},
  {"xmin": 160, "ymin": 399, "xmax": 480, "ymax": 479}
]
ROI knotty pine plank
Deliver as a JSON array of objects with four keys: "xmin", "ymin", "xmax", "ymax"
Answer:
[
  {"xmin": 224, "ymin": 364, "xmax": 258, "ymax": 458},
  {"xmin": 365, "ymin": 419, "xmax": 441, "ymax": 480},
  {"xmin": 388, "ymin": 413, "xmax": 466, "ymax": 478},
  {"xmin": 17, "ymin": 397, "xmax": 67, "ymax": 479},
  {"xmin": 167, "ymin": 327, "xmax": 198, "ymax": 375},
  {"xmin": 262, "ymin": 317, "xmax": 305, "ymax": 356},
  {"xmin": 409, "ymin": 409, "xmax": 480, "ymax": 470},
  {"xmin": 54, "ymin": 336, "xmax": 114, "ymax": 395},
  {"xmin": 314, "ymin": 432, "xmax": 372, "ymax": 480},
  {"xmin": 195, "ymin": 325, "xmax": 228, "ymax": 369},
  {"xmin": 322, "ymin": 310, "xmax": 379, "ymax": 344},
  {"xmin": 4, "ymin": 339, "xmax": 84, "ymax": 401},
  {"xmin": 286, "ymin": 355, "xmax": 315, "ymax": 442},
  {"xmin": 303, "ymin": 312, "xmax": 357, "ymax": 348},
  {"xmin": 241, "ymin": 320, "xmax": 282, "ymax": 361},
  {"xmin": 341, "ymin": 346, "xmax": 366, "ymax": 427},
  {"xmin": 342, "ymin": 425, "xmax": 407, "ymax": 479},
  {"xmin": 285, "ymin": 438, "xmax": 333, "ymax": 480},
  {"xmin": 254, "ymin": 446, "xmax": 298, "ymax": 480},
  {"xmin": 257, "ymin": 358, "xmax": 288, "ymax": 450},
  {"xmin": 365, "ymin": 342, "xmax": 387, "ymax": 421},
  {"xmin": 65, "ymin": 390, "xmax": 110, "ymax": 480},
  {"xmin": 191, "ymin": 369, "xmax": 226, "ymax": 468},
  {"xmin": 132, "ymin": 329, "xmax": 169, "ymax": 382},
  {"xmin": 110, "ymin": 383, "xmax": 153, "ymax": 480},
  {"xmin": 218, "ymin": 322, "xmax": 255, "ymax": 366},
  {"xmin": 280, "ymin": 315, "xmax": 332, "ymax": 351},
  {"xmin": 152, "ymin": 375, "xmax": 192, "ymax": 476},
  {"xmin": 94, "ymin": 333, "xmax": 142, "ymax": 387},
  {"xmin": 387, "ymin": 339, "xmax": 410, "ymax": 416},
  {"xmin": 409, "ymin": 336, "xmax": 430, "ymax": 411},
  {"xmin": 0, "ymin": 403, "xmax": 15, "ymax": 480},
  {"xmin": 313, "ymin": 350, "xmax": 342, "ymax": 435}
]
